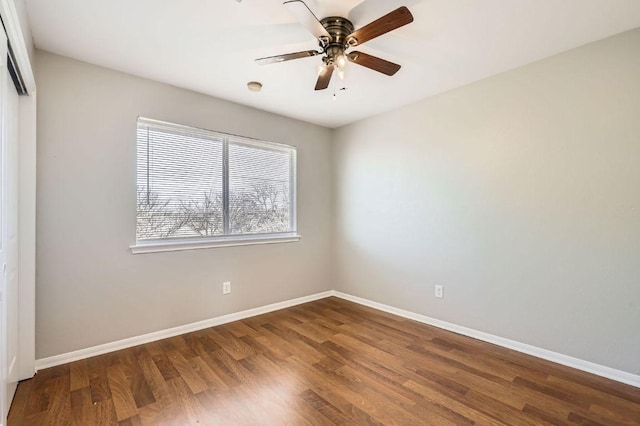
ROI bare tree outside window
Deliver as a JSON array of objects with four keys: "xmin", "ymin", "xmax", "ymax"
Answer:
[
  {"xmin": 180, "ymin": 191, "xmax": 224, "ymax": 237},
  {"xmin": 136, "ymin": 187, "xmax": 185, "ymax": 239},
  {"xmin": 137, "ymin": 184, "xmax": 290, "ymax": 240},
  {"xmin": 230, "ymin": 182, "xmax": 290, "ymax": 234}
]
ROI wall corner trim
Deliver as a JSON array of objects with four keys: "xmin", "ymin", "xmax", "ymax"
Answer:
[
  {"xmin": 35, "ymin": 290, "xmax": 640, "ymax": 389},
  {"xmin": 332, "ymin": 291, "xmax": 640, "ymax": 389}
]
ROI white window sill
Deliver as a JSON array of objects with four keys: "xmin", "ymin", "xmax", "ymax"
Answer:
[{"xmin": 130, "ymin": 233, "xmax": 301, "ymax": 254}]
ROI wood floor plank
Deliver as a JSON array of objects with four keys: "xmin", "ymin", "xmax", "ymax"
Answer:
[
  {"xmin": 92, "ymin": 397, "xmax": 118, "ymax": 425},
  {"xmin": 88, "ymin": 356, "xmax": 112, "ymax": 404},
  {"xmin": 195, "ymin": 388, "xmax": 246, "ymax": 424},
  {"xmin": 404, "ymin": 379, "xmax": 506, "ymax": 425},
  {"xmin": 6, "ymin": 375, "xmax": 32, "ymax": 424},
  {"xmin": 164, "ymin": 349, "xmax": 209, "ymax": 394},
  {"xmin": 137, "ymin": 401, "xmax": 181, "ymax": 425},
  {"xmin": 210, "ymin": 348, "xmax": 257, "ymax": 387},
  {"xmin": 151, "ymin": 353, "xmax": 180, "ymax": 382},
  {"xmin": 118, "ymin": 414, "xmax": 143, "ymax": 426},
  {"xmin": 522, "ymin": 403, "xmax": 572, "ymax": 425},
  {"xmin": 136, "ymin": 355, "xmax": 172, "ymax": 408},
  {"xmin": 106, "ymin": 364, "xmax": 138, "ymax": 421},
  {"xmin": 127, "ymin": 373, "xmax": 156, "ymax": 409},
  {"xmin": 213, "ymin": 328, "xmax": 257, "ymax": 360},
  {"xmin": 23, "ymin": 372, "xmax": 53, "ymax": 415},
  {"xmin": 9, "ymin": 297, "xmax": 640, "ymax": 425},
  {"xmin": 69, "ymin": 359, "xmax": 91, "ymax": 391},
  {"xmin": 339, "ymin": 364, "xmax": 470, "ymax": 426},
  {"xmin": 188, "ymin": 355, "xmax": 230, "ymax": 393},
  {"xmin": 168, "ymin": 376, "xmax": 209, "ymax": 424},
  {"xmin": 196, "ymin": 349, "xmax": 243, "ymax": 389},
  {"xmin": 299, "ymin": 388, "xmax": 353, "ymax": 425},
  {"xmin": 70, "ymin": 387, "xmax": 93, "ymax": 426},
  {"xmin": 44, "ymin": 374, "xmax": 72, "ymax": 425},
  {"xmin": 311, "ymin": 357, "xmax": 425, "ymax": 424},
  {"xmin": 547, "ymin": 374, "xmax": 640, "ymax": 417},
  {"xmin": 15, "ymin": 411, "xmax": 51, "ymax": 425}
]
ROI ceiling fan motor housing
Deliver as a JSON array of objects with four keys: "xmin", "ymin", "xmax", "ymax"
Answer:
[{"xmin": 320, "ymin": 17, "xmax": 355, "ymax": 64}]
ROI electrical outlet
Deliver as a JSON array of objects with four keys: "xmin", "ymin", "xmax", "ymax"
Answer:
[
  {"xmin": 435, "ymin": 285, "xmax": 444, "ymax": 299},
  {"xmin": 223, "ymin": 281, "xmax": 231, "ymax": 295}
]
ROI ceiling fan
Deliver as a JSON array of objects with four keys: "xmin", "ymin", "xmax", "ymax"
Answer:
[{"xmin": 256, "ymin": 1, "xmax": 414, "ymax": 90}]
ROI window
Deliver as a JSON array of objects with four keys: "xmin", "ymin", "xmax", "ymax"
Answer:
[{"xmin": 132, "ymin": 117, "xmax": 298, "ymax": 253}]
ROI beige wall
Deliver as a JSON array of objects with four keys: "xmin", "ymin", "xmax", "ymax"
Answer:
[
  {"xmin": 35, "ymin": 51, "xmax": 333, "ymax": 358},
  {"xmin": 333, "ymin": 29, "xmax": 640, "ymax": 374}
]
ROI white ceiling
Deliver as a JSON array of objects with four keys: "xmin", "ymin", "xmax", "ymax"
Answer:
[{"xmin": 26, "ymin": 0, "xmax": 640, "ymax": 128}]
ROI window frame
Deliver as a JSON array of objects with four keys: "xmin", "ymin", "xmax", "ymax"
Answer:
[{"xmin": 130, "ymin": 117, "xmax": 300, "ymax": 254}]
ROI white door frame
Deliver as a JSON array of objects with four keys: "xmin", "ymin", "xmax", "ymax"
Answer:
[
  {"xmin": 0, "ymin": 0, "xmax": 36, "ymax": 420},
  {"xmin": 0, "ymin": 26, "xmax": 10, "ymax": 425},
  {"xmin": 1, "ymin": 26, "xmax": 23, "ymax": 420},
  {"xmin": 0, "ymin": 0, "xmax": 37, "ymax": 395}
]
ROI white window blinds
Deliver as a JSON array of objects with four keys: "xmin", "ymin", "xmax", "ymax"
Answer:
[{"xmin": 136, "ymin": 117, "xmax": 296, "ymax": 243}]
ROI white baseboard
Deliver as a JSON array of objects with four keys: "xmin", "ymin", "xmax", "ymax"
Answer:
[
  {"xmin": 35, "ymin": 289, "xmax": 640, "ymax": 389},
  {"xmin": 332, "ymin": 291, "xmax": 640, "ymax": 389},
  {"xmin": 35, "ymin": 291, "xmax": 333, "ymax": 371}
]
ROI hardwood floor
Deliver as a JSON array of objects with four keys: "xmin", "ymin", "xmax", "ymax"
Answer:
[{"xmin": 8, "ymin": 297, "xmax": 640, "ymax": 425}]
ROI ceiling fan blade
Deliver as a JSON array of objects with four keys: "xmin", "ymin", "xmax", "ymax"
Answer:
[
  {"xmin": 348, "ymin": 0, "xmax": 423, "ymax": 27},
  {"xmin": 315, "ymin": 65, "xmax": 334, "ymax": 90},
  {"xmin": 346, "ymin": 6, "xmax": 413, "ymax": 46},
  {"xmin": 284, "ymin": 0, "xmax": 331, "ymax": 41},
  {"xmin": 347, "ymin": 51, "xmax": 401, "ymax": 76},
  {"xmin": 255, "ymin": 50, "xmax": 320, "ymax": 65}
]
